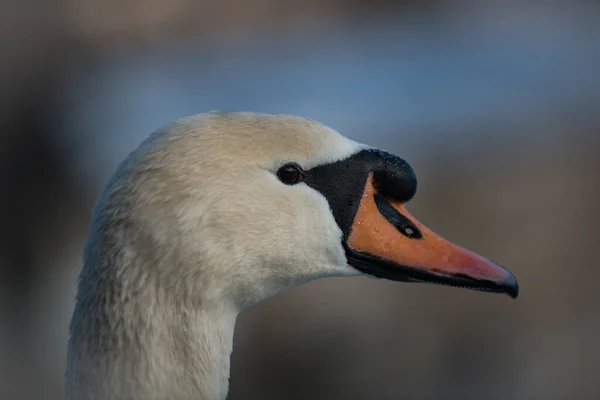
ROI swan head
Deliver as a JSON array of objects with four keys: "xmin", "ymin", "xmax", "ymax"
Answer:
[{"xmin": 89, "ymin": 111, "xmax": 518, "ymax": 312}]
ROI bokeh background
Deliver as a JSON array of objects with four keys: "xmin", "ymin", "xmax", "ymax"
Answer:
[{"xmin": 1, "ymin": 0, "xmax": 599, "ymax": 399}]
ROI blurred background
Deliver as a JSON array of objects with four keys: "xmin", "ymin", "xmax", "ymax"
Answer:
[{"xmin": 1, "ymin": 0, "xmax": 599, "ymax": 399}]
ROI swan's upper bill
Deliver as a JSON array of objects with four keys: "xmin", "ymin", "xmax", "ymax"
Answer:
[
  {"xmin": 65, "ymin": 111, "xmax": 518, "ymax": 400},
  {"xmin": 301, "ymin": 148, "xmax": 518, "ymax": 298}
]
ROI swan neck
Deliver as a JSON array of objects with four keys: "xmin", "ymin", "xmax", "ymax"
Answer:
[{"xmin": 65, "ymin": 282, "xmax": 238, "ymax": 400}]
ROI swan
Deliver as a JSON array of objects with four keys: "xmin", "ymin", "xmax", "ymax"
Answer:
[{"xmin": 64, "ymin": 111, "xmax": 518, "ymax": 400}]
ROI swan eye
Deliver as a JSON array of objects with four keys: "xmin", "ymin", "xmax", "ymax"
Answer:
[{"xmin": 277, "ymin": 163, "xmax": 304, "ymax": 185}]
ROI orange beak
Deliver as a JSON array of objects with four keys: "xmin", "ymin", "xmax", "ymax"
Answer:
[{"xmin": 346, "ymin": 174, "xmax": 518, "ymax": 298}]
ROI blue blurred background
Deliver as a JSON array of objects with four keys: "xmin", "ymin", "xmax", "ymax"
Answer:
[{"xmin": 1, "ymin": 0, "xmax": 599, "ymax": 399}]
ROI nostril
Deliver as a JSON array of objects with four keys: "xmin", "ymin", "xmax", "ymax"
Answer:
[
  {"xmin": 403, "ymin": 226, "xmax": 417, "ymax": 238},
  {"xmin": 373, "ymin": 193, "xmax": 422, "ymax": 239}
]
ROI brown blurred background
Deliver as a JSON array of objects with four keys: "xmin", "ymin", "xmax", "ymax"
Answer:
[{"xmin": 1, "ymin": 0, "xmax": 599, "ymax": 399}]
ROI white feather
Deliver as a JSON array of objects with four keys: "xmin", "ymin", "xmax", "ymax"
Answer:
[{"xmin": 64, "ymin": 112, "xmax": 366, "ymax": 400}]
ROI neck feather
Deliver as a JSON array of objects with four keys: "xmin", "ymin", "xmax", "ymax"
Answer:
[{"xmin": 65, "ymin": 263, "xmax": 238, "ymax": 400}]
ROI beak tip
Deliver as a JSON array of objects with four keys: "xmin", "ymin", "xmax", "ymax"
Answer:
[{"xmin": 503, "ymin": 273, "xmax": 519, "ymax": 299}]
